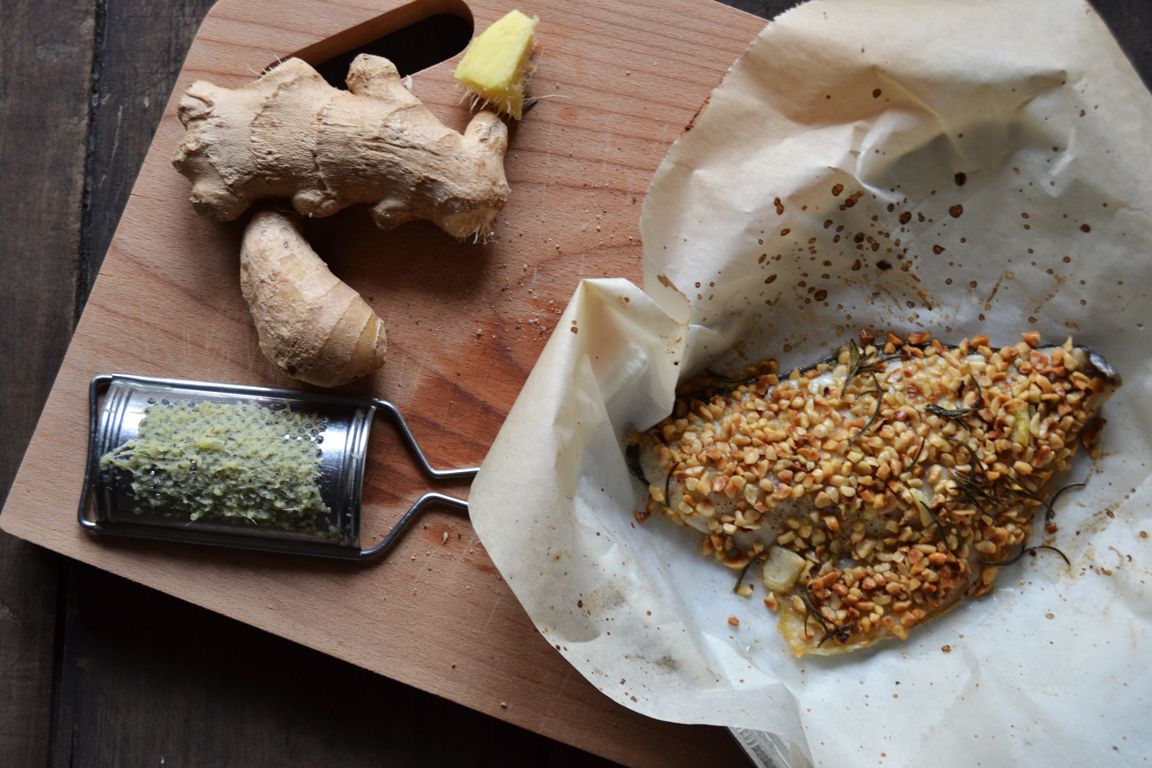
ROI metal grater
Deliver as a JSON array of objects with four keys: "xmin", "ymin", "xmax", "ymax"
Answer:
[{"xmin": 79, "ymin": 374, "xmax": 476, "ymax": 559}]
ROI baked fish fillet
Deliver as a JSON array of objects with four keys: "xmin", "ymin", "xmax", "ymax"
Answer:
[{"xmin": 628, "ymin": 333, "xmax": 1119, "ymax": 656}]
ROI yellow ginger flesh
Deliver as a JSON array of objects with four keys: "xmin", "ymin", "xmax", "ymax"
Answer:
[{"xmin": 454, "ymin": 9, "xmax": 538, "ymax": 120}]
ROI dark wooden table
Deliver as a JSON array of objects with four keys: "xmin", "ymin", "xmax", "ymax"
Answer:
[{"xmin": 2, "ymin": 1, "xmax": 1148, "ymax": 766}]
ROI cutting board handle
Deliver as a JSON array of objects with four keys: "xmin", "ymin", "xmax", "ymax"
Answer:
[{"xmin": 187, "ymin": 0, "xmax": 476, "ymax": 86}]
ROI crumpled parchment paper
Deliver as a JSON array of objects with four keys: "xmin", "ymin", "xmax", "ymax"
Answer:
[{"xmin": 469, "ymin": 0, "xmax": 1152, "ymax": 765}]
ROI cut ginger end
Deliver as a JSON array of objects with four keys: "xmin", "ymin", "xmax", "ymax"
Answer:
[{"xmin": 454, "ymin": 9, "xmax": 539, "ymax": 120}]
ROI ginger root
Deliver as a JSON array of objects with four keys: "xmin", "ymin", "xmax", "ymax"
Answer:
[
  {"xmin": 240, "ymin": 209, "xmax": 386, "ymax": 387},
  {"xmin": 454, "ymin": 9, "xmax": 539, "ymax": 120},
  {"xmin": 174, "ymin": 55, "xmax": 510, "ymax": 239}
]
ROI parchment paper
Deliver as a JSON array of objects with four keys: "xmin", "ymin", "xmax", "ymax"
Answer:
[{"xmin": 469, "ymin": 0, "xmax": 1152, "ymax": 765}]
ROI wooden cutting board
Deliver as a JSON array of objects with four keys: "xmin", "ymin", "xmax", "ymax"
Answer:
[{"xmin": 1, "ymin": 0, "xmax": 766, "ymax": 764}]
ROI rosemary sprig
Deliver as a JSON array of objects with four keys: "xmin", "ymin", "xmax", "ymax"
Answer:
[
  {"xmin": 939, "ymin": 435, "xmax": 1001, "ymax": 519},
  {"xmin": 817, "ymin": 621, "xmax": 858, "ymax": 648},
  {"xmin": 799, "ymin": 590, "xmax": 828, "ymax": 637},
  {"xmin": 675, "ymin": 362, "xmax": 777, "ymax": 401},
  {"xmin": 915, "ymin": 497, "xmax": 956, "ymax": 553},
  {"xmin": 916, "ymin": 497, "xmax": 944, "ymax": 531},
  {"xmin": 801, "ymin": 586, "xmax": 856, "ymax": 647},
  {"xmin": 1009, "ymin": 481, "xmax": 1088, "ymax": 522},
  {"xmin": 979, "ymin": 544, "xmax": 1071, "ymax": 567},
  {"xmin": 733, "ymin": 553, "xmax": 766, "ymax": 594},
  {"xmin": 907, "ymin": 431, "xmax": 928, "ymax": 472},
  {"xmin": 926, "ymin": 403, "xmax": 977, "ymax": 419},
  {"xmin": 849, "ymin": 371, "xmax": 884, "ymax": 443},
  {"xmin": 920, "ymin": 429, "xmax": 996, "ymax": 524},
  {"xmin": 700, "ymin": 369, "xmax": 762, "ymax": 388},
  {"xmin": 840, "ymin": 340, "xmax": 884, "ymax": 398},
  {"xmin": 1049, "ymin": 482, "xmax": 1087, "ymax": 509},
  {"xmin": 926, "ymin": 377, "xmax": 985, "ymax": 420},
  {"xmin": 941, "ymin": 433, "xmax": 978, "ymax": 463}
]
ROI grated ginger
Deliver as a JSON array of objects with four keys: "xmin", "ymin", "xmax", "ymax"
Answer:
[{"xmin": 100, "ymin": 400, "xmax": 331, "ymax": 531}]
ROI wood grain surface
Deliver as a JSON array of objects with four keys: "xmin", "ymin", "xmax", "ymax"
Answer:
[
  {"xmin": 2, "ymin": 1, "xmax": 1148, "ymax": 767},
  {"xmin": 1, "ymin": 1, "xmax": 105, "ymax": 764}
]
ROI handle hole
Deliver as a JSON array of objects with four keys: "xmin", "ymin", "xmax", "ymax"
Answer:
[{"xmin": 290, "ymin": 1, "xmax": 474, "ymax": 88}]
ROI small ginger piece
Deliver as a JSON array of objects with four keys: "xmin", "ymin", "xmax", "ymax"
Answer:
[
  {"xmin": 174, "ymin": 55, "xmax": 510, "ymax": 239},
  {"xmin": 240, "ymin": 209, "xmax": 386, "ymax": 387},
  {"xmin": 454, "ymin": 9, "xmax": 539, "ymax": 120}
]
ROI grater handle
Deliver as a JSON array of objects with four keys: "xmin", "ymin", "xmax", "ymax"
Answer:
[
  {"xmin": 358, "ymin": 398, "xmax": 478, "ymax": 559},
  {"xmin": 371, "ymin": 398, "xmax": 480, "ymax": 480},
  {"xmin": 358, "ymin": 492, "xmax": 469, "ymax": 559}
]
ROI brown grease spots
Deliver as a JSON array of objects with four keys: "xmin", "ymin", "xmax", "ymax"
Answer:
[
  {"xmin": 872, "ymin": 88, "xmax": 882, "ymax": 98},
  {"xmin": 954, "ymin": 173, "xmax": 967, "ymax": 186},
  {"xmin": 949, "ymin": 204, "xmax": 964, "ymax": 218},
  {"xmin": 774, "ymin": 197, "xmax": 785, "ymax": 215},
  {"xmin": 764, "ymin": 274, "xmax": 778, "ymax": 284},
  {"xmin": 814, "ymin": 289, "xmax": 828, "ymax": 301},
  {"xmin": 780, "ymin": 227, "xmax": 791, "ymax": 236},
  {"xmin": 932, "ymin": 245, "xmax": 945, "ymax": 255},
  {"xmin": 899, "ymin": 211, "xmax": 912, "ymax": 225},
  {"xmin": 832, "ymin": 183, "xmax": 845, "ymax": 197},
  {"xmin": 877, "ymin": 260, "xmax": 893, "ymax": 271},
  {"xmin": 1081, "ymin": 223, "xmax": 1092, "ymax": 233}
]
